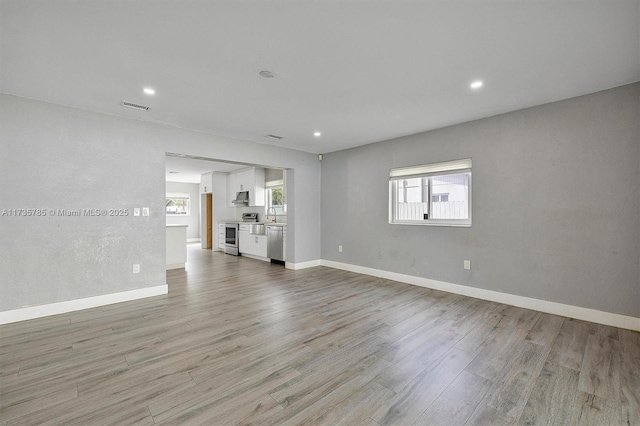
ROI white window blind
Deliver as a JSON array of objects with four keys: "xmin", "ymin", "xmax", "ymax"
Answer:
[{"xmin": 390, "ymin": 158, "xmax": 472, "ymax": 180}]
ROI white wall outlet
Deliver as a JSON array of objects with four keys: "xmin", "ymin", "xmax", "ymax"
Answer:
[
  {"xmin": 464, "ymin": 260, "xmax": 471, "ymax": 270},
  {"xmin": 133, "ymin": 208, "xmax": 140, "ymax": 217},
  {"xmin": 338, "ymin": 245, "xmax": 343, "ymax": 253},
  {"xmin": 142, "ymin": 207, "xmax": 149, "ymax": 217},
  {"xmin": 133, "ymin": 263, "xmax": 140, "ymax": 274}
]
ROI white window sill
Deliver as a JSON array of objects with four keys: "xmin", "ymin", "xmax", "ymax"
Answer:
[{"xmin": 389, "ymin": 220, "xmax": 471, "ymax": 227}]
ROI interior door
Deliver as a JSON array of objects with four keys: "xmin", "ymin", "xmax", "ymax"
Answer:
[{"xmin": 206, "ymin": 193, "xmax": 213, "ymax": 249}]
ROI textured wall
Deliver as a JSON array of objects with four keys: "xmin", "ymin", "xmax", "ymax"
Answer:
[
  {"xmin": 0, "ymin": 94, "xmax": 321, "ymax": 312},
  {"xmin": 321, "ymin": 83, "xmax": 639, "ymax": 317},
  {"xmin": 0, "ymin": 95, "xmax": 166, "ymax": 311}
]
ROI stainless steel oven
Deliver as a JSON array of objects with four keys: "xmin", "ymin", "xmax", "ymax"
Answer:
[
  {"xmin": 224, "ymin": 223, "xmax": 239, "ymax": 255},
  {"xmin": 224, "ymin": 213, "xmax": 259, "ymax": 256}
]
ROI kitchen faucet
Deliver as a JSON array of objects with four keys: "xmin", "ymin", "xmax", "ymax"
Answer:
[{"xmin": 266, "ymin": 207, "xmax": 277, "ymax": 223}]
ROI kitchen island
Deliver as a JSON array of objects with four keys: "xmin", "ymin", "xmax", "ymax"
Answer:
[{"xmin": 166, "ymin": 224, "xmax": 188, "ymax": 270}]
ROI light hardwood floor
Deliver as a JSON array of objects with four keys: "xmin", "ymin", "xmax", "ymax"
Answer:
[{"xmin": 1, "ymin": 246, "xmax": 639, "ymax": 425}]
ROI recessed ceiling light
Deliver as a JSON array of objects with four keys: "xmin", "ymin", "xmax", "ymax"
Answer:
[
  {"xmin": 314, "ymin": 131, "xmax": 322, "ymax": 137},
  {"xmin": 470, "ymin": 81, "xmax": 483, "ymax": 89},
  {"xmin": 259, "ymin": 71, "xmax": 276, "ymax": 79},
  {"xmin": 143, "ymin": 87, "xmax": 155, "ymax": 95}
]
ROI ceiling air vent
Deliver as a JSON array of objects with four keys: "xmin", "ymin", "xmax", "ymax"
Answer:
[
  {"xmin": 121, "ymin": 101, "xmax": 150, "ymax": 111},
  {"xmin": 265, "ymin": 134, "xmax": 283, "ymax": 140}
]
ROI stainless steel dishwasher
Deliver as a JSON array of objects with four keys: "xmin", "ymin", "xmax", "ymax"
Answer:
[{"xmin": 266, "ymin": 225, "xmax": 284, "ymax": 263}]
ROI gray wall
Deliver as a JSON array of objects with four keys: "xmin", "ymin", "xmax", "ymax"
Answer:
[
  {"xmin": 0, "ymin": 94, "xmax": 321, "ymax": 312},
  {"xmin": 0, "ymin": 95, "xmax": 166, "ymax": 311},
  {"xmin": 165, "ymin": 181, "xmax": 200, "ymax": 240},
  {"xmin": 321, "ymin": 83, "xmax": 639, "ymax": 317},
  {"xmin": 265, "ymin": 168, "xmax": 284, "ymax": 183}
]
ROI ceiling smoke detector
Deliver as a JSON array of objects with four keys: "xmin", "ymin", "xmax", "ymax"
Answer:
[
  {"xmin": 121, "ymin": 101, "xmax": 150, "ymax": 111},
  {"xmin": 265, "ymin": 134, "xmax": 284, "ymax": 140},
  {"xmin": 259, "ymin": 70, "xmax": 276, "ymax": 79}
]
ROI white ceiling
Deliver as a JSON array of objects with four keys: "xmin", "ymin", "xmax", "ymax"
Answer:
[{"xmin": 2, "ymin": 1, "xmax": 638, "ymax": 155}]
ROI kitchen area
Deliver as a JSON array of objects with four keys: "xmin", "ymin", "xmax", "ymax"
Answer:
[
  {"xmin": 200, "ymin": 165, "xmax": 288, "ymax": 265},
  {"xmin": 221, "ymin": 214, "xmax": 286, "ymax": 264}
]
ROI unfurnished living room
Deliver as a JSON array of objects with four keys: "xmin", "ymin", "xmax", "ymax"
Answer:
[{"xmin": 1, "ymin": 1, "xmax": 639, "ymax": 425}]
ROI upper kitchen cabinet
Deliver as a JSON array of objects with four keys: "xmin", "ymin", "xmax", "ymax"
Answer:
[
  {"xmin": 199, "ymin": 172, "xmax": 213, "ymax": 194},
  {"xmin": 228, "ymin": 167, "xmax": 265, "ymax": 207}
]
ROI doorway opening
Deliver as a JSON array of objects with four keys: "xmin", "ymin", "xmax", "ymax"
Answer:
[{"xmin": 165, "ymin": 152, "xmax": 291, "ymax": 262}]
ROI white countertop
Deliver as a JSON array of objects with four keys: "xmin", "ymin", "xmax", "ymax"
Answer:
[
  {"xmin": 166, "ymin": 224, "xmax": 188, "ymax": 227},
  {"xmin": 222, "ymin": 222, "xmax": 286, "ymax": 226}
]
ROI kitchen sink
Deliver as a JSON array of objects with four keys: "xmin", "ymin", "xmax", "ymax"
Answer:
[{"xmin": 249, "ymin": 224, "xmax": 265, "ymax": 235}]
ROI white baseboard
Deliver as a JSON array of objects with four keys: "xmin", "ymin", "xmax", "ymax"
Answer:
[
  {"xmin": 0, "ymin": 284, "xmax": 168, "ymax": 325},
  {"xmin": 320, "ymin": 260, "xmax": 640, "ymax": 332},
  {"xmin": 166, "ymin": 263, "xmax": 185, "ymax": 270},
  {"xmin": 286, "ymin": 259, "xmax": 322, "ymax": 270},
  {"xmin": 4, "ymin": 261, "xmax": 637, "ymax": 331}
]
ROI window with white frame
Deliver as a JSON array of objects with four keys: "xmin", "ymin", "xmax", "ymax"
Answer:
[
  {"xmin": 166, "ymin": 193, "xmax": 190, "ymax": 215},
  {"xmin": 265, "ymin": 179, "xmax": 286, "ymax": 215},
  {"xmin": 389, "ymin": 158, "xmax": 471, "ymax": 226}
]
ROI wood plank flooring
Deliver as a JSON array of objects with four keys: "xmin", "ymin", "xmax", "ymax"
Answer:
[{"xmin": 1, "ymin": 246, "xmax": 639, "ymax": 425}]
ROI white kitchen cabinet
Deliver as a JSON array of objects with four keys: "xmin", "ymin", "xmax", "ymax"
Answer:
[
  {"xmin": 228, "ymin": 167, "xmax": 265, "ymax": 207},
  {"xmin": 254, "ymin": 235, "xmax": 268, "ymax": 257},
  {"xmin": 239, "ymin": 228, "xmax": 250, "ymax": 254},
  {"xmin": 239, "ymin": 228, "xmax": 267, "ymax": 258},
  {"xmin": 166, "ymin": 224, "xmax": 187, "ymax": 270},
  {"xmin": 227, "ymin": 173, "xmax": 238, "ymax": 206},
  {"xmin": 200, "ymin": 172, "xmax": 213, "ymax": 194},
  {"xmin": 218, "ymin": 223, "xmax": 226, "ymax": 250},
  {"xmin": 236, "ymin": 169, "xmax": 251, "ymax": 194}
]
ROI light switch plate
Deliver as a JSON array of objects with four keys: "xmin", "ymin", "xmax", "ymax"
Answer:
[
  {"xmin": 142, "ymin": 207, "xmax": 149, "ymax": 217},
  {"xmin": 464, "ymin": 260, "xmax": 471, "ymax": 270},
  {"xmin": 133, "ymin": 208, "xmax": 140, "ymax": 217},
  {"xmin": 133, "ymin": 263, "xmax": 140, "ymax": 274}
]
